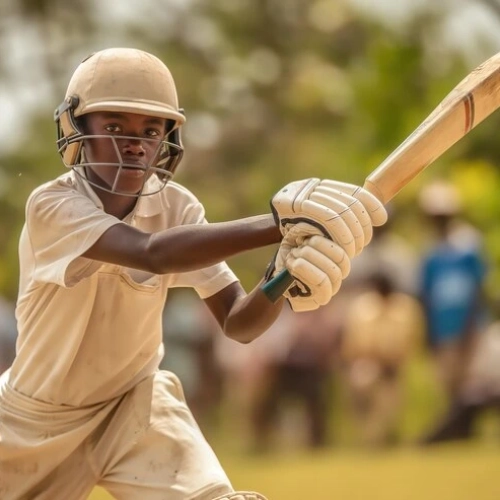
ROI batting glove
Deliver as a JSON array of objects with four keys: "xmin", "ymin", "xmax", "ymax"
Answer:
[
  {"xmin": 266, "ymin": 222, "xmax": 351, "ymax": 312},
  {"xmin": 271, "ymin": 178, "xmax": 388, "ymax": 258}
]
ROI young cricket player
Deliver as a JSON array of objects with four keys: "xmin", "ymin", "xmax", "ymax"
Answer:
[{"xmin": 0, "ymin": 48, "xmax": 387, "ymax": 500}]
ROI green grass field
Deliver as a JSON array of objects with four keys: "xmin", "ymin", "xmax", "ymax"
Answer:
[{"xmin": 89, "ymin": 442, "xmax": 500, "ymax": 500}]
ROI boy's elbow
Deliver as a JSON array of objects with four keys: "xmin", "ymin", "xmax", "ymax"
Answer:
[
  {"xmin": 224, "ymin": 330, "xmax": 254, "ymax": 345},
  {"xmin": 143, "ymin": 235, "xmax": 172, "ymax": 275},
  {"xmin": 222, "ymin": 300, "xmax": 282, "ymax": 344},
  {"xmin": 223, "ymin": 322, "xmax": 269, "ymax": 345}
]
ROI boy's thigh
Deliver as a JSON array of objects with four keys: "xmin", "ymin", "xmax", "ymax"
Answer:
[
  {"xmin": 98, "ymin": 370, "xmax": 232, "ymax": 500},
  {"xmin": 0, "ymin": 444, "xmax": 96, "ymax": 500}
]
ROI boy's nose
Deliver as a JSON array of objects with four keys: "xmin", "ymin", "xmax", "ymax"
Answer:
[{"xmin": 123, "ymin": 138, "xmax": 146, "ymax": 155}]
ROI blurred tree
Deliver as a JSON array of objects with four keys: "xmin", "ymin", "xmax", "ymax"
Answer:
[{"xmin": 1, "ymin": 0, "xmax": 500, "ymax": 297}]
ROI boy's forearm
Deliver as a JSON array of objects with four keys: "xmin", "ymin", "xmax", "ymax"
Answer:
[
  {"xmin": 222, "ymin": 279, "xmax": 285, "ymax": 343},
  {"xmin": 147, "ymin": 214, "xmax": 281, "ymax": 274}
]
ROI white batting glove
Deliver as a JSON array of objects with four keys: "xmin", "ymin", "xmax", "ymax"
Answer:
[
  {"xmin": 271, "ymin": 178, "xmax": 388, "ymax": 258},
  {"xmin": 271, "ymin": 223, "xmax": 351, "ymax": 312}
]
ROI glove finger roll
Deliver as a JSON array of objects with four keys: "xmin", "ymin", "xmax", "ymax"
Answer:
[
  {"xmin": 309, "ymin": 191, "xmax": 365, "ymax": 255},
  {"xmin": 312, "ymin": 187, "xmax": 374, "ymax": 247},
  {"xmin": 307, "ymin": 235, "xmax": 351, "ymax": 278},
  {"xmin": 318, "ymin": 180, "xmax": 388, "ymax": 226},
  {"xmin": 300, "ymin": 200, "xmax": 356, "ymax": 258},
  {"xmin": 288, "ymin": 245, "xmax": 343, "ymax": 295}
]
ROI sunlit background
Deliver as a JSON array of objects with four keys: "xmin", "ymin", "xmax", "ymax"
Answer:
[{"xmin": 1, "ymin": 1, "xmax": 500, "ymax": 499}]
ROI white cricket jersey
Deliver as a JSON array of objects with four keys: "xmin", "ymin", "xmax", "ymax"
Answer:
[{"xmin": 8, "ymin": 171, "xmax": 238, "ymax": 406}]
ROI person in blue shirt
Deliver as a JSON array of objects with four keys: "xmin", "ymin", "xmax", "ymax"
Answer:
[{"xmin": 417, "ymin": 180, "xmax": 489, "ymax": 444}]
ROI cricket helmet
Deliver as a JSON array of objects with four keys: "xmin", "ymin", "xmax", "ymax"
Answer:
[{"xmin": 54, "ymin": 48, "xmax": 186, "ymax": 195}]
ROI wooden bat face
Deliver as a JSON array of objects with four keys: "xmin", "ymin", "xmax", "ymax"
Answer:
[{"xmin": 262, "ymin": 51, "xmax": 500, "ymax": 303}]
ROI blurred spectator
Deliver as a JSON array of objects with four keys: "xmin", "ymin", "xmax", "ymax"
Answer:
[
  {"xmin": 416, "ymin": 180, "xmax": 490, "ymax": 443},
  {"xmin": 0, "ymin": 297, "xmax": 17, "ymax": 374},
  {"xmin": 340, "ymin": 271, "xmax": 424, "ymax": 447},
  {"xmin": 420, "ymin": 315, "xmax": 500, "ymax": 444},
  {"xmin": 160, "ymin": 289, "xmax": 223, "ymax": 430},
  {"xmin": 418, "ymin": 182, "xmax": 488, "ymax": 398},
  {"xmin": 221, "ymin": 304, "xmax": 342, "ymax": 452}
]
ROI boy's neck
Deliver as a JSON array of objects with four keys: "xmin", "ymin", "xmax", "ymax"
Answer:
[{"xmin": 92, "ymin": 187, "xmax": 138, "ymax": 220}]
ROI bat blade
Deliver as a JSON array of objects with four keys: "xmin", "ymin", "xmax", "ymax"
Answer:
[
  {"xmin": 364, "ymin": 51, "xmax": 500, "ymax": 204},
  {"xmin": 262, "ymin": 51, "xmax": 500, "ymax": 303}
]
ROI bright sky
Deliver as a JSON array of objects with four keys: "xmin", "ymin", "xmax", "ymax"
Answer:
[{"xmin": 1, "ymin": 0, "xmax": 500, "ymax": 154}]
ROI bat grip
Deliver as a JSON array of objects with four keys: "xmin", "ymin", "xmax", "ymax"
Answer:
[{"xmin": 261, "ymin": 268, "xmax": 295, "ymax": 303}]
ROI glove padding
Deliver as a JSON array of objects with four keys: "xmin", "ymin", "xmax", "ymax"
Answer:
[
  {"xmin": 271, "ymin": 178, "xmax": 388, "ymax": 258},
  {"xmin": 273, "ymin": 223, "xmax": 351, "ymax": 312}
]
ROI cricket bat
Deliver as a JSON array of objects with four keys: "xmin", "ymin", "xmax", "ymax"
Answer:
[{"xmin": 262, "ymin": 51, "xmax": 500, "ymax": 303}]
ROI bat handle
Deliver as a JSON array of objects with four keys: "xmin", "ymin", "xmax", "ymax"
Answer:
[{"xmin": 261, "ymin": 268, "xmax": 295, "ymax": 303}]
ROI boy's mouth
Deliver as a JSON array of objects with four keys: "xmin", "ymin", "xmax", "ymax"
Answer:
[{"xmin": 119, "ymin": 165, "xmax": 147, "ymax": 177}]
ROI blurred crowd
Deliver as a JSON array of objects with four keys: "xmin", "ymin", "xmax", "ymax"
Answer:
[{"xmin": 1, "ymin": 180, "xmax": 500, "ymax": 452}]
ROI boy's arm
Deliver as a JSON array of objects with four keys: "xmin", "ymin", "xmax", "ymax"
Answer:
[
  {"xmin": 83, "ymin": 214, "xmax": 280, "ymax": 273},
  {"xmin": 204, "ymin": 280, "xmax": 285, "ymax": 344},
  {"xmin": 204, "ymin": 232, "xmax": 351, "ymax": 343},
  {"xmin": 83, "ymin": 177, "xmax": 386, "ymax": 274}
]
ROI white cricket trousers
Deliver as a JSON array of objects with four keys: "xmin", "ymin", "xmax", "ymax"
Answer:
[{"xmin": 0, "ymin": 370, "xmax": 233, "ymax": 500}]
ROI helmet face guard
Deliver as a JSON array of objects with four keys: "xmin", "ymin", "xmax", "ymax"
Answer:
[
  {"xmin": 54, "ymin": 97, "xmax": 184, "ymax": 197},
  {"xmin": 54, "ymin": 48, "xmax": 186, "ymax": 197}
]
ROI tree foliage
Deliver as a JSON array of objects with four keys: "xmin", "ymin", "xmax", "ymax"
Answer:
[{"xmin": 1, "ymin": 0, "xmax": 500, "ymax": 298}]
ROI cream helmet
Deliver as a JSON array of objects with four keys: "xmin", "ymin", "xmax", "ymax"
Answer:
[{"xmin": 54, "ymin": 48, "xmax": 186, "ymax": 196}]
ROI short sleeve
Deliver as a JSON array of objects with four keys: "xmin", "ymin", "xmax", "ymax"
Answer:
[
  {"xmin": 26, "ymin": 185, "xmax": 122, "ymax": 287},
  {"xmin": 171, "ymin": 262, "xmax": 239, "ymax": 299},
  {"xmin": 158, "ymin": 185, "xmax": 239, "ymax": 297}
]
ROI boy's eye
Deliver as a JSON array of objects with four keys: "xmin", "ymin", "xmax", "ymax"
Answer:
[
  {"xmin": 104, "ymin": 124, "xmax": 121, "ymax": 133},
  {"xmin": 146, "ymin": 128, "xmax": 161, "ymax": 138}
]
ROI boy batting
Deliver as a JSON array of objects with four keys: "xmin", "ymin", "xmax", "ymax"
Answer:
[{"xmin": 0, "ymin": 48, "xmax": 386, "ymax": 499}]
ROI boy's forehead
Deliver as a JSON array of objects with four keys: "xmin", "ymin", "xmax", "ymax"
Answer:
[{"xmin": 87, "ymin": 111, "xmax": 166, "ymax": 125}]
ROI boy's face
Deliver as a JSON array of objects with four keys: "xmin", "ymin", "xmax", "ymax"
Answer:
[{"xmin": 82, "ymin": 111, "xmax": 168, "ymax": 195}]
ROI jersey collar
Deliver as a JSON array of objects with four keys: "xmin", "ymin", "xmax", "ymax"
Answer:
[{"xmin": 72, "ymin": 169, "xmax": 170, "ymax": 218}]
